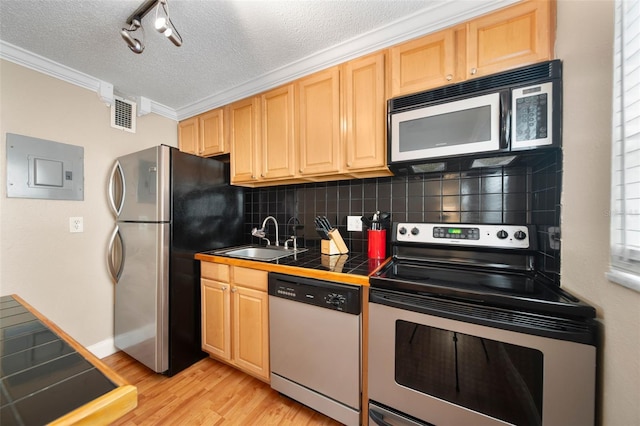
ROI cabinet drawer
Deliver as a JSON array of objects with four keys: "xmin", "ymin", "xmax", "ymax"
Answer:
[
  {"xmin": 233, "ymin": 267, "xmax": 268, "ymax": 291},
  {"xmin": 201, "ymin": 262, "xmax": 230, "ymax": 282}
]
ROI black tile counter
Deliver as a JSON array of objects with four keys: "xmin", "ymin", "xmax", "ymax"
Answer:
[
  {"xmin": 0, "ymin": 295, "xmax": 136, "ymax": 426},
  {"xmin": 196, "ymin": 246, "xmax": 389, "ymax": 286}
]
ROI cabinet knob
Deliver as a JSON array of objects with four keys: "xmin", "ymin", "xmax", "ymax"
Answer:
[
  {"xmin": 231, "ymin": 287, "xmax": 237, "ymax": 293},
  {"xmin": 261, "ymin": 173, "xmax": 265, "ymax": 178},
  {"xmin": 251, "ymin": 175, "xmax": 256, "ymax": 179},
  {"xmin": 347, "ymin": 162, "xmax": 352, "ymax": 167},
  {"xmin": 446, "ymin": 74, "xmax": 453, "ymax": 81},
  {"xmin": 222, "ymin": 285, "xmax": 228, "ymax": 291},
  {"xmin": 299, "ymin": 169, "xmax": 303, "ymax": 173},
  {"xmin": 470, "ymin": 68, "xmax": 477, "ymax": 75}
]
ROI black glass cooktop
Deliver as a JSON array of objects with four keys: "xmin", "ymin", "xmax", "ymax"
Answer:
[
  {"xmin": 371, "ymin": 260, "xmax": 596, "ymax": 319},
  {"xmin": 0, "ymin": 296, "xmax": 117, "ymax": 426}
]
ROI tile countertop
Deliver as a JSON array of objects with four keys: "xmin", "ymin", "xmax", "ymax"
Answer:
[
  {"xmin": 0, "ymin": 295, "xmax": 137, "ymax": 426},
  {"xmin": 195, "ymin": 246, "xmax": 390, "ymax": 286}
]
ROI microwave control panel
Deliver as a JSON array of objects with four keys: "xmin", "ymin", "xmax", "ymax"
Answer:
[{"xmin": 511, "ymin": 81, "xmax": 554, "ymax": 149}]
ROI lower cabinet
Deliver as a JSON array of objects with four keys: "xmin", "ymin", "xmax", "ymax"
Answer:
[{"xmin": 201, "ymin": 262, "xmax": 270, "ymax": 382}]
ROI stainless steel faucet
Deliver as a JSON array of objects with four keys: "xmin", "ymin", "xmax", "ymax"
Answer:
[{"xmin": 252, "ymin": 216, "xmax": 279, "ymax": 246}]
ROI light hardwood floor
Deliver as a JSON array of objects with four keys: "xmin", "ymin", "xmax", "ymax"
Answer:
[{"xmin": 101, "ymin": 351, "xmax": 342, "ymax": 425}]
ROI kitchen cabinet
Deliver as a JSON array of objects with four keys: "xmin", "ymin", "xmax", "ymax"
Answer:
[
  {"xmin": 343, "ymin": 52, "xmax": 389, "ymax": 173},
  {"xmin": 297, "ymin": 66, "xmax": 342, "ymax": 177},
  {"xmin": 178, "ymin": 108, "xmax": 228, "ymax": 157},
  {"xmin": 389, "ymin": 0, "xmax": 553, "ymax": 97},
  {"xmin": 229, "ymin": 97, "xmax": 260, "ymax": 185},
  {"xmin": 201, "ymin": 262, "xmax": 270, "ymax": 382},
  {"xmin": 467, "ymin": 0, "xmax": 553, "ymax": 78},
  {"xmin": 198, "ymin": 108, "xmax": 227, "ymax": 156},
  {"xmin": 260, "ymin": 84, "xmax": 297, "ymax": 180},
  {"xmin": 178, "ymin": 116, "xmax": 198, "ymax": 155},
  {"xmin": 389, "ymin": 26, "xmax": 466, "ymax": 97}
]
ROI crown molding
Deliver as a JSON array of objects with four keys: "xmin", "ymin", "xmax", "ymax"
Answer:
[
  {"xmin": 176, "ymin": 0, "xmax": 518, "ymax": 120},
  {"xmin": 0, "ymin": 41, "xmax": 177, "ymax": 120},
  {"xmin": 1, "ymin": 0, "xmax": 517, "ymax": 122}
]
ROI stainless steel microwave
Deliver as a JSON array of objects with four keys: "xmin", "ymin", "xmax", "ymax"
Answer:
[{"xmin": 388, "ymin": 60, "xmax": 562, "ymax": 174}]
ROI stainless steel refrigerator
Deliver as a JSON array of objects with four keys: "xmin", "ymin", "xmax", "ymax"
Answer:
[{"xmin": 107, "ymin": 145, "xmax": 244, "ymax": 376}]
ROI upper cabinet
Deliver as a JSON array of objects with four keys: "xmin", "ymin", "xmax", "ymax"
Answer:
[
  {"xmin": 260, "ymin": 84, "xmax": 297, "ymax": 180},
  {"xmin": 297, "ymin": 67, "xmax": 342, "ymax": 177},
  {"xmin": 229, "ymin": 97, "xmax": 260, "ymax": 185},
  {"xmin": 467, "ymin": 0, "xmax": 553, "ymax": 78},
  {"xmin": 199, "ymin": 108, "xmax": 226, "ymax": 156},
  {"xmin": 178, "ymin": 116, "xmax": 198, "ymax": 155},
  {"xmin": 389, "ymin": 26, "xmax": 466, "ymax": 98},
  {"xmin": 178, "ymin": 107, "xmax": 228, "ymax": 157},
  {"xmin": 343, "ymin": 52, "xmax": 389, "ymax": 173},
  {"xmin": 389, "ymin": 0, "xmax": 553, "ymax": 97},
  {"xmin": 184, "ymin": 0, "xmax": 554, "ymax": 186}
]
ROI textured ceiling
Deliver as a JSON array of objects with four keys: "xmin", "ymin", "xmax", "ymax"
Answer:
[{"xmin": 0, "ymin": 0, "xmax": 515, "ymax": 120}]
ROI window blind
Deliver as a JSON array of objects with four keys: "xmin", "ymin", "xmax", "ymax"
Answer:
[{"xmin": 608, "ymin": 0, "xmax": 640, "ymax": 291}]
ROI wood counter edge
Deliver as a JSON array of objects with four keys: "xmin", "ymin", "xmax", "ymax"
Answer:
[
  {"xmin": 195, "ymin": 253, "xmax": 392, "ymax": 286},
  {"xmin": 11, "ymin": 294, "xmax": 137, "ymax": 425}
]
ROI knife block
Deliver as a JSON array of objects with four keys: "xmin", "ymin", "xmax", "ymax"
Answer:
[
  {"xmin": 321, "ymin": 229, "xmax": 349, "ymax": 255},
  {"xmin": 321, "ymin": 239, "xmax": 341, "ymax": 255}
]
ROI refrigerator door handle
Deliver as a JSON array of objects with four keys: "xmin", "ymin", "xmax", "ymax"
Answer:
[
  {"xmin": 108, "ymin": 160, "xmax": 125, "ymax": 217},
  {"xmin": 107, "ymin": 225, "xmax": 124, "ymax": 283}
]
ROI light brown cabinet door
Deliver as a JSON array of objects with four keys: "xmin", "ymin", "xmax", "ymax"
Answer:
[
  {"xmin": 467, "ymin": 0, "xmax": 553, "ymax": 78},
  {"xmin": 261, "ymin": 84, "xmax": 296, "ymax": 180},
  {"xmin": 297, "ymin": 67, "xmax": 341, "ymax": 176},
  {"xmin": 199, "ymin": 108, "xmax": 226, "ymax": 156},
  {"xmin": 232, "ymin": 285, "xmax": 270, "ymax": 381},
  {"xmin": 229, "ymin": 97, "xmax": 260, "ymax": 184},
  {"xmin": 178, "ymin": 116, "xmax": 198, "ymax": 155},
  {"xmin": 389, "ymin": 28, "xmax": 461, "ymax": 97},
  {"xmin": 343, "ymin": 52, "xmax": 387, "ymax": 171},
  {"xmin": 201, "ymin": 278, "xmax": 231, "ymax": 361}
]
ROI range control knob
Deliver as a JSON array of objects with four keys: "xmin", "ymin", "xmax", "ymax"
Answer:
[
  {"xmin": 411, "ymin": 227, "xmax": 420, "ymax": 236},
  {"xmin": 514, "ymin": 230, "xmax": 527, "ymax": 240},
  {"xmin": 398, "ymin": 227, "xmax": 407, "ymax": 235},
  {"xmin": 497, "ymin": 230, "xmax": 508, "ymax": 239}
]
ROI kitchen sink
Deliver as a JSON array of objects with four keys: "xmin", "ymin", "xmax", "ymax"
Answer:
[{"xmin": 213, "ymin": 245, "xmax": 307, "ymax": 261}]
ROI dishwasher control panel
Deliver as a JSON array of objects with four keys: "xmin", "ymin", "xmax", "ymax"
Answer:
[{"xmin": 268, "ymin": 273, "xmax": 361, "ymax": 315}]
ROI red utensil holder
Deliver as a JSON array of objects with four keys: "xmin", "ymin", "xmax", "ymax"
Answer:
[{"xmin": 368, "ymin": 229, "xmax": 386, "ymax": 259}]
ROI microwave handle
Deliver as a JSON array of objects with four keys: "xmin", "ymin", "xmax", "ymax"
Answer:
[{"xmin": 500, "ymin": 90, "xmax": 511, "ymax": 149}]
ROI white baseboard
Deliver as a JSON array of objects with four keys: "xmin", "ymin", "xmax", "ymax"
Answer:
[{"xmin": 87, "ymin": 337, "xmax": 118, "ymax": 359}]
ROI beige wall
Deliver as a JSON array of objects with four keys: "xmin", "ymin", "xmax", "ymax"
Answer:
[
  {"xmin": 556, "ymin": 0, "xmax": 639, "ymax": 425},
  {"xmin": 0, "ymin": 59, "xmax": 177, "ymax": 355}
]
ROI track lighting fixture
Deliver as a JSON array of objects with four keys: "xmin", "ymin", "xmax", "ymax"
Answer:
[
  {"xmin": 120, "ymin": 19, "xmax": 144, "ymax": 54},
  {"xmin": 154, "ymin": 0, "xmax": 182, "ymax": 47},
  {"xmin": 120, "ymin": 0, "xmax": 182, "ymax": 54}
]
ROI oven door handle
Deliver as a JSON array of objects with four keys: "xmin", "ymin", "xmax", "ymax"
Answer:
[
  {"xmin": 369, "ymin": 408, "xmax": 393, "ymax": 426},
  {"xmin": 369, "ymin": 406, "xmax": 429, "ymax": 426}
]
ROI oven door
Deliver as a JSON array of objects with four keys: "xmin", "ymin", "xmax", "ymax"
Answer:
[{"xmin": 368, "ymin": 289, "xmax": 596, "ymax": 426}]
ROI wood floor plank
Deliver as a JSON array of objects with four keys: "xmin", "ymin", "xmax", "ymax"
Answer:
[{"xmin": 101, "ymin": 352, "xmax": 342, "ymax": 425}]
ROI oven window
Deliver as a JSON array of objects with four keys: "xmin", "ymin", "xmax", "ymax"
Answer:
[{"xmin": 395, "ymin": 320, "xmax": 543, "ymax": 425}]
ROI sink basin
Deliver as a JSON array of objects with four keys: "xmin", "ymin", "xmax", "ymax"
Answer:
[{"xmin": 213, "ymin": 245, "xmax": 307, "ymax": 261}]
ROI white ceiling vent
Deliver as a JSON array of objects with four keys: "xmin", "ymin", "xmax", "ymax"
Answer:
[{"xmin": 111, "ymin": 97, "xmax": 137, "ymax": 133}]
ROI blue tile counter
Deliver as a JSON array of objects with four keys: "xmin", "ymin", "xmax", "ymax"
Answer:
[{"xmin": 0, "ymin": 295, "xmax": 137, "ymax": 426}]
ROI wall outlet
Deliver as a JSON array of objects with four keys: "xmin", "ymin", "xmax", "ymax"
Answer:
[
  {"xmin": 347, "ymin": 216, "xmax": 363, "ymax": 232},
  {"xmin": 69, "ymin": 217, "xmax": 83, "ymax": 233}
]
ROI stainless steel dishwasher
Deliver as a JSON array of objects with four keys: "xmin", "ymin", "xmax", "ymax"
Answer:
[{"xmin": 268, "ymin": 273, "xmax": 361, "ymax": 426}]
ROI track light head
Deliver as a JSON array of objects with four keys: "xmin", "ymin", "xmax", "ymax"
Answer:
[
  {"xmin": 121, "ymin": 0, "xmax": 182, "ymax": 54},
  {"xmin": 120, "ymin": 18, "xmax": 144, "ymax": 54}
]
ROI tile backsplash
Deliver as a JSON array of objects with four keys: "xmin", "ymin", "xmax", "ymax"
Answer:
[{"xmin": 243, "ymin": 151, "xmax": 562, "ymax": 283}]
